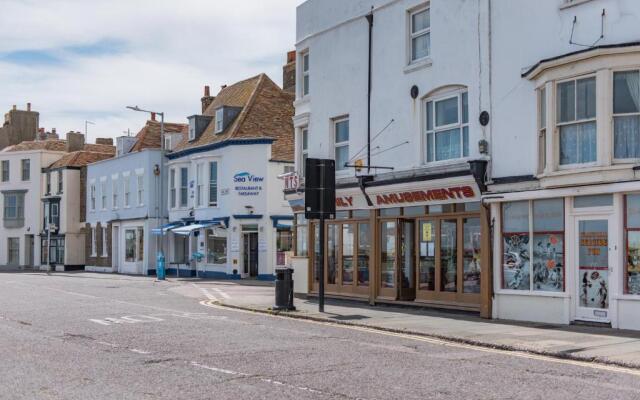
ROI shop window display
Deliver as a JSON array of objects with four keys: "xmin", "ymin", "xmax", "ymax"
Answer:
[
  {"xmin": 357, "ymin": 223, "xmax": 370, "ymax": 286},
  {"xmin": 626, "ymin": 194, "xmax": 640, "ymax": 295},
  {"xmin": 440, "ymin": 219, "xmax": 457, "ymax": 292},
  {"xmin": 418, "ymin": 220, "xmax": 436, "ymax": 290},
  {"xmin": 327, "ymin": 224, "xmax": 338, "ymax": 284},
  {"xmin": 380, "ymin": 221, "xmax": 396, "ymax": 288},
  {"xmin": 342, "ymin": 224, "xmax": 355, "ymax": 284},
  {"xmin": 502, "ymin": 201, "xmax": 531, "ymax": 290},
  {"xmin": 463, "ymin": 218, "xmax": 481, "ymax": 293}
]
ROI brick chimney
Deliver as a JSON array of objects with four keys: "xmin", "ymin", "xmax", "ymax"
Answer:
[
  {"xmin": 27, "ymin": 103, "xmax": 31, "ymax": 112},
  {"xmin": 66, "ymin": 131, "xmax": 85, "ymax": 152},
  {"xmin": 37, "ymin": 127, "xmax": 46, "ymax": 141},
  {"xmin": 201, "ymin": 85, "xmax": 215, "ymax": 113},
  {"xmin": 282, "ymin": 50, "xmax": 296, "ymax": 94},
  {"xmin": 150, "ymin": 112, "xmax": 156, "ymax": 121},
  {"xmin": 95, "ymin": 138, "xmax": 113, "ymax": 146}
]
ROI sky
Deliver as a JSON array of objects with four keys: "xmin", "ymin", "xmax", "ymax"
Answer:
[{"xmin": 0, "ymin": 0, "xmax": 302, "ymax": 143}]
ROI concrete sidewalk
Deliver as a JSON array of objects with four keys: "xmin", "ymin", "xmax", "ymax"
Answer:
[{"xmin": 198, "ymin": 281, "xmax": 640, "ymax": 369}]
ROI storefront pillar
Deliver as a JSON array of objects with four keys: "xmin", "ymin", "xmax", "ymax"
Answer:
[
  {"xmin": 369, "ymin": 208, "xmax": 377, "ymax": 306},
  {"xmin": 480, "ymin": 203, "xmax": 493, "ymax": 319}
]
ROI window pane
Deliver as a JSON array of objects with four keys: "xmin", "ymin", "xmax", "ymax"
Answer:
[
  {"xmin": 335, "ymin": 145, "xmax": 349, "ymax": 170},
  {"xmin": 352, "ymin": 209, "xmax": 370, "ymax": 219},
  {"xmin": 335, "ymin": 120, "xmax": 349, "ymax": 143},
  {"xmin": 435, "ymin": 128, "xmax": 461, "ymax": 161},
  {"xmin": 342, "ymin": 224, "xmax": 354, "ymax": 285},
  {"xmin": 296, "ymin": 225, "xmax": 308, "ymax": 257},
  {"xmin": 574, "ymin": 194, "xmax": 613, "ymax": 208},
  {"xmin": 403, "ymin": 206, "xmax": 425, "ymax": 217},
  {"xmin": 463, "ymin": 218, "xmax": 481, "ymax": 293},
  {"xmin": 435, "ymin": 97, "xmax": 458, "ymax": 126},
  {"xmin": 502, "ymin": 201, "xmax": 529, "ymax": 233},
  {"xmin": 503, "ymin": 232, "xmax": 531, "ymax": 290},
  {"xmin": 380, "ymin": 221, "xmax": 396, "ymax": 288},
  {"xmin": 303, "ymin": 53, "xmax": 309, "ymax": 72},
  {"xmin": 614, "ymin": 116, "xmax": 640, "ymax": 159},
  {"xmin": 576, "ymin": 77, "xmax": 596, "ymax": 120},
  {"xmin": 412, "ymin": 9, "xmax": 430, "ymax": 33},
  {"xmin": 426, "ymin": 101, "xmax": 433, "ymax": 131},
  {"xmin": 462, "ymin": 92, "xmax": 468, "ymax": 124},
  {"xmin": 614, "ymin": 71, "xmax": 640, "ymax": 114},
  {"xmin": 357, "ymin": 223, "xmax": 370, "ymax": 286},
  {"xmin": 532, "ymin": 233, "xmax": 564, "ymax": 292},
  {"xmin": 426, "ymin": 132, "xmax": 434, "ymax": 162},
  {"xmin": 440, "ymin": 220, "xmax": 457, "ymax": 292},
  {"xmin": 380, "ymin": 207, "xmax": 401, "ymax": 217},
  {"xmin": 628, "ymin": 231, "xmax": 640, "ymax": 295},
  {"xmin": 627, "ymin": 194, "xmax": 640, "ymax": 229},
  {"xmin": 335, "ymin": 211, "xmax": 350, "ymax": 220},
  {"xmin": 419, "ymin": 220, "xmax": 436, "ymax": 290},
  {"xmin": 303, "ymin": 75, "xmax": 309, "ymax": 96},
  {"xmin": 463, "ymin": 126, "xmax": 469, "ymax": 157},
  {"xmin": 411, "ymin": 33, "xmax": 430, "ymax": 61},
  {"xmin": 559, "ymin": 122, "xmax": 596, "ymax": 165},
  {"xmin": 302, "ymin": 129, "xmax": 308, "ymax": 150},
  {"xmin": 125, "ymin": 230, "xmax": 136, "ymax": 262},
  {"xmin": 533, "ymin": 198, "xmax": 564, "ymax": 232},
  {"xmin": 557, "ymin": 81, "xmax": 576, "ymax": 123},
  {"xmin": 327, "ymin": 224, "xmax": 338, "ymax": 284}
]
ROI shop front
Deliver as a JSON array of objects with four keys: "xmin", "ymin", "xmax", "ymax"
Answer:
[
  {"xmin": 488, "ymin": 183, "xmax": 640, "ymax": 330},
  {"xmin": 297, "ymin": 176, "xmax": 491, "ymax": 316}
]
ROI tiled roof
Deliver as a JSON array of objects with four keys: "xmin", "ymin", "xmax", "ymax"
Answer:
[
  {"xmin": 129, "ymin": 120, "xmax": 188, "ymax": 152},
  {"xmin": 48, "ymin": 150, "xmax": 115, "ymax": 169},
  {"xmin": 171, "ymin": 74, "xmax": 294, "ymax": 162},
  {"xmin": 3, "ymin": 140, "xmax": 116, "ymax": 155}
]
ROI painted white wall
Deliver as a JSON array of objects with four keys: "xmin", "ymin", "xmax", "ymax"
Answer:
[{"xmin": 295, "ymin": 0, "xmax": 489, "ymax": 178}]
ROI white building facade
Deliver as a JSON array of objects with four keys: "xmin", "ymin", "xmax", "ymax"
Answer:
[
  {"xmin": 163, "ymin": 75, "xmax": 295, "ymax": 280},
  {"xmin": 487, "ymin": 0, "xmax": 640, "ymax": 330}
]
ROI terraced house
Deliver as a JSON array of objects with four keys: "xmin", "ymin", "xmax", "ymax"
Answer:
[
  {"xmin": 85, "ymin": 117, "xmax": 186, "ymax": 275},
  {"xmin": 161, "ymin": 70, "xmax": 295, "ymax": 280}
]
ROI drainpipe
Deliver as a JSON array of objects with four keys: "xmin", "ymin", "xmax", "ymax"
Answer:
[{"xmin": 366, "ymin": 9, "xmax": 373, "ymax": 174}]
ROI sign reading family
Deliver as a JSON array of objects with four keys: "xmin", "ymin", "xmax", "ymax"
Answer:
[{"xmin": 233, "ymin": 172, "xmax": 264, "ymax": 196}]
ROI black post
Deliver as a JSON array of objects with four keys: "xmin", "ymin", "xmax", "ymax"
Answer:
[
  {"xmin": 318, "ymin": 216, "xmax": 325, "ymax": 313},
  {"xmin": 366, "ymin": 10, "xmax": 373, "ymax": 174}
]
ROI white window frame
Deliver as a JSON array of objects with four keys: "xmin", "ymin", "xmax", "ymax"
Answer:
[
  {"xmin": 1, "ymin": 160, "xmax": 9, "ymax": 182},
  {"xmin": 101, "ymin": 226, "xmax": 108, "ymax": 257},
  {"xmin": 112, "ymin": 177, "xmax": 119, "ymax": 210},
  {"xmin": 164, "ymin": 136, "xmax": 172, "ymax": 151},
  {"xmin": 188, "ymin": 123, "xmax": 196, "ymax": 141},
  {"xmin": 137, "ymin": 174, "xmax": 144, "ymax": 206},
  {"xmin": 209, "ymin": 161, "xmax": 218, "ymax": 207},
  {"xmin": 124, "ymin": 228, "xmax": 137, "ymax": 262},
  {"xmin": 170, "ymin": 168, "xmax": 176, "ymax": 209},
  {"xmin": 100, "ymin": 179, "xmax": 107, "ymax": 210},
  {"xmin": 21, "ymin": 159, "xmax": 29, "ymax": 181},
  {"xmin": 409, "ymin": 5, "xmax": 430, "ymax": 64},
  {"xmin": 612, "ymin": 68, "xmax": 640, "ymax": 163},
  {"xmin": 301, "ymin": 50, "xmax": 310, "ymax": 97},
  {"xmin": 333, "ymin": 117, "xmax": 349, "ymax": 172},
  {"xmin": 123, "ymin": 174, "xmax": 131, "ymax": 208},
  {"xmin": 91, "ymin": 227, "xmax": 97, "ymax": 257},
  {"xmin": 215, "ymin": 108, "xmax": 224, "ymax": 133},
  {"xmin": 90, "ymin": 183, "xmax": 96, "ymax": 211},
  {"xmin": 57, "ymin": 170, "xmax": 63, "ymax": 194},
  {"xmin": 538, "ymin": 87, "xmax": 547, "ymax": 174},
  {"xmin": 555, "ymin": 74, "xmax": 598, "ymax": 169},
  {"xmin": 424, "ymin": 89, "xmax": 469, "ymax": 164},
  {"xmin": 179, "ymin": 167, "xmax": 188, "ymax": 208},
  {"xmin": 196, "ymin": 163, "xmax": 204, "ymax": 207},
  {"xmin": 300, "ymin": 128, "xmax": 308, "ymax": 176}
]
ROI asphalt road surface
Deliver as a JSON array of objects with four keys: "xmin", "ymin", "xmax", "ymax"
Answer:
[{"xmin": 1, "ymin": 272, "xmax": 639, "ymax": 400}]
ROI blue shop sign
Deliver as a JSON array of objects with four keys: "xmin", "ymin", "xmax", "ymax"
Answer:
[{"xmin": 234, "ymin": 172, "xmax": 264, "ymax": 196}]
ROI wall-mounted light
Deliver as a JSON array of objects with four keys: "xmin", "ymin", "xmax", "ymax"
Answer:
[{"xmin": 245, "ymin": 205, "xmax": 254, "ymax": 215}]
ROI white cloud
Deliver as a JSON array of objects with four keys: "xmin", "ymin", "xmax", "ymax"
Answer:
[{"xmin": 0, "ymin": 0, "xmax": 302, "ymax": 141}]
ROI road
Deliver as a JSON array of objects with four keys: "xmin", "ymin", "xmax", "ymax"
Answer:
[{"xmin": 1, "ymin": 272, "xmax": 639, "ymax": 400}]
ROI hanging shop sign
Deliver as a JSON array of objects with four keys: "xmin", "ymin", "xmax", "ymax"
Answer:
[
  {"xmin": 234, "ymin": 172, "xmax": 264, "ymax": 196},
  {"xmin": 335, "ymin": 185, "xmax": 477, "ymax": 209},
  {"xmin": 284, "ymin": 174, "xmax": 300, "ymax": 191}
]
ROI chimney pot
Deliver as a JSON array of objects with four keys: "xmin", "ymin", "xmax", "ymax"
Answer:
[
  {"xmin": 204, "ymin": 85, "xmax": 210, "ymax": 97},
  {"xmin": 27, "ymin": 103, "xmax": 31, "ymax": 111},
  {"xmin": 151, "ymin": 112, "xmax": 156, "ymax": 121},
  {"xmin": 12, "ymin": 105, "xmax": 16, "ymax": 111},
  {"xmin": 52, "ymin": 128, "xmax": 56, "ymax": 134}
]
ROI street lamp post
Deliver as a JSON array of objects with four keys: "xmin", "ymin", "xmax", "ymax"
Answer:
[{"xmin": 127, "ymin": 106, "xmax": 166, "ymax": 280}]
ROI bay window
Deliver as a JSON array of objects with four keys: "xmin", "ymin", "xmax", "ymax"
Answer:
[
  {"xmin": 334, "ymin": 118, "xmax": 349, "ymax": 171},
  {"xmin": 425, "ymin": 90, "xmax": 469, "ymax": 162},
  {"xmin": 502, "ymin": 199, "xmax": 564, "ymax": 292},
  {"xmin": 613, "ymin": 70, "xmax": 640, "ymax": 160},
  {"xmin": 557, "ymin": 76, "xmax": 596, "ymax": 165},
  {"xmin": 625, "ymin": 194, "xmax": 640, "ymax": 295},
  {"xmin": 538, "ymin": 87, "xmax": 547, "ymax": 174}
]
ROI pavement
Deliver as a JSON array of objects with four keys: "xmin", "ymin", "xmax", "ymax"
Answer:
[
  {"xmin": 193, "ymin": 280, "xmax": 640, "ymax": 369},
  {"xmin": 2, "ymin": 271, "xmax": 640, "ymax": 399}
]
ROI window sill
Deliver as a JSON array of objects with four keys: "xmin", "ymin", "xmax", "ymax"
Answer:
[
  {"xmin": 404, "ymin": 58, "xmax": 432, "ymax": 74},
  {"xmin": 615, "ymin": 294, "xmax": 640, "ymax": 301},
  {"xmin": 293, "ymin": 96, "xmax": 311, "ymax": 108},
  {"xmin": 539, "ymin": 163, "xmax": 636, "ymax": 178},
  {"xmin": 495, "ymin": 289, "xmax": 570, "ymax": 298},
  {"xmin": 559, "ymin": 0, "xmax": 594, "ymax": 10}
]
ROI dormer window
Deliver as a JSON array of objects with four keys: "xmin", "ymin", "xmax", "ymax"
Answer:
[
  {"xmin": 188, "ymin": 124, "xmax": 196, "ymax": 141},
  {"xmin": 215, "ymin": 108, "xmax": 224, "ymax": 133}
]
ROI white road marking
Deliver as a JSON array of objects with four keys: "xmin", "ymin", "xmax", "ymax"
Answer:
[
  {"xmin": 130, "ymin": 349, "xmax": 151, "ymax": 355},
  {"xmin": 213, "ymin": 288, "xmax": 231, "ymax": 300},
  {"xmin": 191, "ymin": 362, "xmax": 325, "ymax": 395},
  {"xmin": 97, "ymin": 341, "xmax": 118, "ymax": 348},
  {"xmin": 200, "ymin": 300, "xmax": 640, "ymax": 377},
  {"xmin": 192, "ymin": 284, "xmax": 219, "ymax": 301},
  {"xmin": 89, "ymin": 315, "xmax": 165, "ymax": 326}
]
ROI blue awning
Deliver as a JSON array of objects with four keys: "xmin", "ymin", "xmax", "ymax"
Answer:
[
  {"xmin": 172, "ymin": 220, "xmax": 226, "ymax": 236},
  {"xmin": 151, "ymin": 222, "xmax": 184, "ymax": 236},
  {"xmin": 270, "ymin": 215, "xmax": 293, "ymax": 229}
]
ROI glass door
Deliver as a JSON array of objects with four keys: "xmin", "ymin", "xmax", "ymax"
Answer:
[
  {"xmin": 576, "ymin": 218, "xmax": 611, "ymax": 323},
  {"xmin": 379, "ymin": 221, "xmax": 397, "ymax": 298},
  {"xmin": 379, "ymin": 219, "xmax": 416, "ymax": 300},
  {"xmin": 398, "ymin": 219, "xmax": 416, "ymax": 300}
]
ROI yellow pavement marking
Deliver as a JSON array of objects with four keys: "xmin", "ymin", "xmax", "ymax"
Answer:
[{"xmin": 200, "ymin": 300, "xmax": 640, "ymax": 377}]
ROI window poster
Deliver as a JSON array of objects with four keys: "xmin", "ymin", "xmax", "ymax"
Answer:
[
  {"xmin": 628, "ymin": 231, "xmax": 640, "ymax": 295},
  {"xmin": 578, "ymin": 221, "xmax": 609, "ymax": 309},
  {"xmin": 503, "ymin": 233, "xmax": 530, "ymax": 290},
  {"xmin": 532, "ymin": 234, "xmax": 564, "ymax": 291}
]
